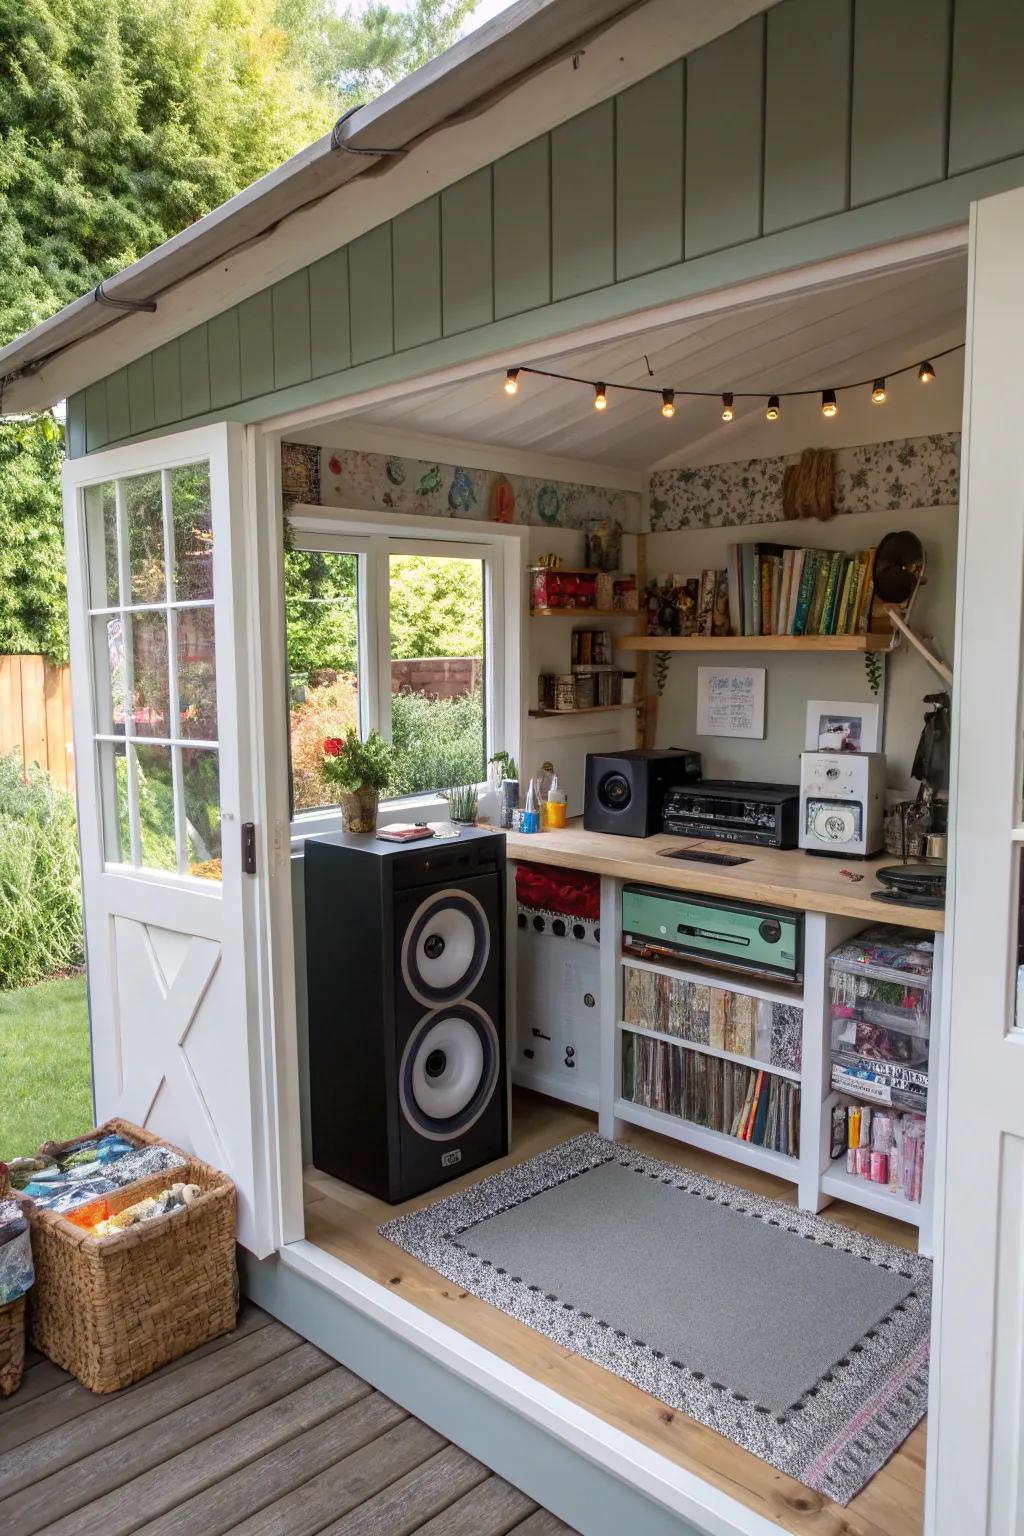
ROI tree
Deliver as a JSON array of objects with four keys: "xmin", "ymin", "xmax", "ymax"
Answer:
[
  {"xmin": 274, "ymin": 0, "xmax": 480, "ymax": 107},
  {"xmin": 0, "ymin": 0, "xmax": 482, "ymax": 661}
]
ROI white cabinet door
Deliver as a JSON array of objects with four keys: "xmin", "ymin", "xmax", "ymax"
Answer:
[
  {"xmin": 930, "ymin": 184, "xmax": 1024, "ymax": 1532},
  {"xmin": 64, "ymin": 422, "xmax": 276, "ymax": 1256}
]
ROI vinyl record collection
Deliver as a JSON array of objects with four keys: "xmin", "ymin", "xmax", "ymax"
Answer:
[
  {"xmin": 623, "ymin": 964, "xmax": 802, "ymax": 1072},
  {"xmin": 623, "ymin": 1033, "xmax": 801, "ymax": 1157}
]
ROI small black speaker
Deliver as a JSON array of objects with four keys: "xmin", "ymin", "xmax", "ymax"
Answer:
[
  {"xmin": 584, "ymin": 748, "xmax": 702, "ymax": 837},
  {"xmin": 305, "ymin": 827, "xmax": 508, "ymax": 1203}
]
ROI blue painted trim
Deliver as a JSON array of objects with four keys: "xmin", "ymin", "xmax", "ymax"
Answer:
[{"xmin": 239, "ymin": 1248, "xmax": 721, "ymax": 1536}]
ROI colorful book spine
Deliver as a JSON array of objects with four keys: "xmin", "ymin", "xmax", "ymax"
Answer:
[{"xmin": 791, "ymin": 551, "xmax": 818, "ymax": 635}]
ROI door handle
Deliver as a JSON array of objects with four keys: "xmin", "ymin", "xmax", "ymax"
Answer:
[{"xmin": 242, "ymin": 823, "xmax": 257, "ymax": 875}]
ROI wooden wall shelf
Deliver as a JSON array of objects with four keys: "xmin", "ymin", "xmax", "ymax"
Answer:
[
  {"xmin": 616, "ymin": 633, "xmax": 893, "ymax": 654},
  {"xmin": 528, "ymin": 703, "xmax": 637, "ymax": 719}
]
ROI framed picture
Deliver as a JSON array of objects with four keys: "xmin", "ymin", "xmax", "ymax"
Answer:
[
  {"xmin": 697, "ymin": 667, "xmax": 766, "ymax": 739},
  {"xmin": 804, "ymin": 699, "xmax": 882, "ymax": 754}
]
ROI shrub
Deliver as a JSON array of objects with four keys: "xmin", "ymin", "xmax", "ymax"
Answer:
[
  {"xmin": 0, "ymin": 753, "xmax": 83, "ymax": 989},
  {"xmin": 389, "ymin": 688, "xmax": 485, "ymax": 798},
  {"xmin": 289, "ymin": 677, "xmax": 360, "ymax": 811}
]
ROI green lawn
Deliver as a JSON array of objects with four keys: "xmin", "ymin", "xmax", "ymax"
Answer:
[{"xmin": 0, "ymin": 975, "xmax": 93, "ymax": 1162}]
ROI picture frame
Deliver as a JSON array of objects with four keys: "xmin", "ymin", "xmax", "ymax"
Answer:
[
  {"xmin": 696, "ymin": 666, "xmax": 766, "ymax": 739},
  {"xmin": 804, "ymin": 698, "xmax": 882, "ymax": 754}
]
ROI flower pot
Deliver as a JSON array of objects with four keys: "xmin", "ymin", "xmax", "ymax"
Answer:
[{"xmin": 339, "ymin": 787, "xmax": 379, "ymax": 833}]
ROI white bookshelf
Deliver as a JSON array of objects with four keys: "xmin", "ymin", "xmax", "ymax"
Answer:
[
  {"xmin": 618, "ymin": 1020, "xmax": 802, "ymax": 1083},
  {"xmin": 614, "ymin": 1097, "xmax": 799, "ymax": 1181},
  {"xmin": 819, "ymin": 1159, "xmax": 924, "ymax": 1227},
  {"xmin": 621, "ymin": 951, "xmax": 804, "ymax": 1010}
]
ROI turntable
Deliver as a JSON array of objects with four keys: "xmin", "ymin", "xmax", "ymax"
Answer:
[{"xmin": 871, "ymin": 864, "xmax": 946, "ymax": 910}]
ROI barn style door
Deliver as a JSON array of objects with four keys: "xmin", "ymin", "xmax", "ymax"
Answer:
[
  {"xmin": 930, "ymin": 184, "xmax": 1024, "ymax": 1532},
  {"xmin": 63, "ymin": 422, "xmax": 276, "ymax": 1255}
]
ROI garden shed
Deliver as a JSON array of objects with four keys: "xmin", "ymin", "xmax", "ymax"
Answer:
[{"xmin": 3, "ymin": 1, "xmax": 1024, "ymax": 1532}]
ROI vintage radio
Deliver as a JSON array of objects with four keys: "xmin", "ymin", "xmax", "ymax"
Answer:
[
  {"xmin": 622, "ymin": 885, "xmax": 803, "ymax": 982},
  {"xmin": 661, "ymin": 780, "xmax": 800, "ymax": 849},
  {"xmin": 799, "ymin": 751, "xmax": 886, "ymax": 857}
]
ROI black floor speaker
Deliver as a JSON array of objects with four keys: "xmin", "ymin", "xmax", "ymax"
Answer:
[{"xmin": 305, "ymin": 826, "xmax": 508, "ymax": 1203}]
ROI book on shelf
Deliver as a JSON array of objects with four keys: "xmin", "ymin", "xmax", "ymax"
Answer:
[{"xmin": 723, "ymin": 540, "xmax": 880, "ymax": 638}]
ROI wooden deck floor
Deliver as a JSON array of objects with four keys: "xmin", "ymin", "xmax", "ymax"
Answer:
[{"xmin": 0, "ymin": 1305, "xmax": 578, "ymax": 1536}]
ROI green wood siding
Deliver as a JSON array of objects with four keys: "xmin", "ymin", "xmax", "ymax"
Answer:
[
  {"xmin": 68, "ymin": 0, "xmax": 1024, "ymax": 454},
  {"xmin": 615, "ymin": 63, "xmax": 684, "ymax": 281}
]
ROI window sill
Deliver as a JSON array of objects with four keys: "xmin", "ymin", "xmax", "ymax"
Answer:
[{"xmin": 290, "ymin": 791, "xmax": 450, "ymax": 851}]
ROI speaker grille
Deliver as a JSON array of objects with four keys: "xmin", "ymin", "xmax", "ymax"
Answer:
[
  {"xmin": 399, "ymin": 1002, "xmax": 500, "ymax": 1141},
  {"xmin": 401, "ymin": 887, "xmax": 490, "ymax": 1006}
]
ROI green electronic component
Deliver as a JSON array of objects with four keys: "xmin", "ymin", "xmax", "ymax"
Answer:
[{"xmin": 621, "ymin": 885, "xmax": 803, "ymax": 982}]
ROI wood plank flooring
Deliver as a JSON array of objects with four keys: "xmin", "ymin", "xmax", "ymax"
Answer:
[
  {"xmin": 305, "ymin": 1090, "xmax": 926, "ymax": 1536},
  {"xmin": 0, "ymin": 1304, "xmax": 578, "ymax": 1536}
]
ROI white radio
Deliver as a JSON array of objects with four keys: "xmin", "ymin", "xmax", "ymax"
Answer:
[{"xmin": 798, "ymin": 751, "xmax": 886, "ymax": 857}]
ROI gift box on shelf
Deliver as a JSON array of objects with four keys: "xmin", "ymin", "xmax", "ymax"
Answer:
[{"xmin": 18, "ymin": 1118, "xmax": 237, "ymax": 1394}]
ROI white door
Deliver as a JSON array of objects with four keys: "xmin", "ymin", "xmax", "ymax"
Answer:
[
  {"xmin": 930, "ymin": 184, "xmax": 1024, "ymax": 1531},
  {"xmin": 64, "ymin": 422, "xmax": 276, "ymax": 1255}
]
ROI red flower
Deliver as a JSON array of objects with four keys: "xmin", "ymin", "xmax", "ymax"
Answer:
[
  {"xmin": 323, "ymin": 737, "xmax": 344, "ymax": 757},
  {"xmin": 328, "ymin": 455, "xmax": 342, "ymax": 475}
]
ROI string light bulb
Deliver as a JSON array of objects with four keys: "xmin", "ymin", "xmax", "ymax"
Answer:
[
  {"xmin": 593, "ymin": 382, "xmax": 608, "ymax": 411},
  {"xmin": 721, "ymin": 392, "xmax": 734, "ymax": 422},
  {"xmin": 871, "ymin": 378, "xmax": 888, "ymax": 404},
  {"xmin": 821, "ymin": 388, "xmax": 838, "ymax": 418},
  {"xmin": 766, "ymin": 395, "xmax": 780, "ymax": 421},
  {"xmin": 661, "ymin": 389, "xmax": 675, "ymax": 419},
  {"xmin": 504, "ymin": 368, "xmax": 520, "ymax": 396},
  {"xmin": 918, "ymin": 360, "xmax": 936, "ymax": 384}
]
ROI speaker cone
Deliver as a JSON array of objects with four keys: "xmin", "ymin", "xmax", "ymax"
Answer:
[
  {"xmin": 399, "ymin": 1002, "xmax": 500, "ymax": 1141},
  {"xmin": 401, "ymin": 888, "xmax": 490, "ymax": 1006},
  {"xmin": 598, "ymin": 771, "xmax": 632, "ymax": 812}
]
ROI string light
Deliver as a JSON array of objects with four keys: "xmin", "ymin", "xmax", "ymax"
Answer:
[{"xmin": 500, "ymin": 343, "xmax": 962, "ymax": 412}]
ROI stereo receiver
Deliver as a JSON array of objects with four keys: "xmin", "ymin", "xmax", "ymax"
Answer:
[
  {"xmin": 622, "ymin": 886, "xmax": 803, "ymax": 982},
  {"xmin": 661, "ymin": 780, "xmax": 800, "ymax": 849}
]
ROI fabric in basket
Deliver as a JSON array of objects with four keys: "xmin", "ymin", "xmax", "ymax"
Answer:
[
  {"xmin": 0, "ymin": 1198, "xmax": 33, "ymax": 1305},
  {"xmin": 17, "ymin": 1138, "xmax": 186, "ymax": 1215}
]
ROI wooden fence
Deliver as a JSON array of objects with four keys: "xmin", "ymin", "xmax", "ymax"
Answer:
[{"xmin": 0, "ymin": 655, "xmax": 75, "ymax": 792}]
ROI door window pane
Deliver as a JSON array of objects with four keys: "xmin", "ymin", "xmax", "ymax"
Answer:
[
  {"xmin": 130, "ymin": 612, "xmax": 170, "ymax": 737},
  {"xmin": 177, "ymin": 607, "xmax": 218, "ymax": 739},
  {"xmin": 126, "ymin": 473, "xmax": 165, "ymax": 604},
  {"xmin": 86, "ymin": 458, "xmax": 222, "ymax": 880},
  {"xmin": 387, "ymin": 554, "xmax": 485, "ymax": 798},
  {"xmin": 182, "ymin": 748, "xmax": 222, "ymax": 879},
  {"xmin": 285, "ymin": 549, "xmax": 360, "ymax": 812},
  {"xmin": 93, "ymin": 616, "xmax": 127, "ymax": 735},
  {"xmin": 171, "ymin": 464, "xmax": 214, "ymax": 601},
  {"xmin": 85, "ymin": 482, "xmax": 120, "ymax": 607},
  {"xmin": 134, "ymin": 743, "xmax": 177, "ymax": 871}
]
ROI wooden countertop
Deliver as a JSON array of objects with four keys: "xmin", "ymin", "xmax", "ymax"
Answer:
[{"xmin": 504, "ymin": 820, "xmax": 944, "ymax": 930}]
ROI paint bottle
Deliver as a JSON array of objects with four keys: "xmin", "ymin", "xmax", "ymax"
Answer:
[
  {"xmin": 521, "ymin": 778, "xmax": 540, "ymax": 834},
  {"xmin": 543, "ymin": 774, "xmax": 567, "ymax": 829}
]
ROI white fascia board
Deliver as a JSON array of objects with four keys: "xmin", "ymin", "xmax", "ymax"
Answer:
[
  {"xmin": 1, "ymin": 0, "xmax": 776, "ymax": 415},
  {"xmin": 279, "ymin": 1236, "xmax": 784, "ymax": 1536}
]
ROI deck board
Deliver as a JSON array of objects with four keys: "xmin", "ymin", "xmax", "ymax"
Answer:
[{"xmin": 0, "ymin": 1307, "xmax": 576, "ymax": 1536}]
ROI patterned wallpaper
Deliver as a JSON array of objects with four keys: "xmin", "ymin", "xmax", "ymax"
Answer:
[
  {"xmin": 648, "ymin": 433, "xmax": 961, "ymax": 532},
  {"xmin": 282, "ymin": 442, "xmax": 642, "ymax": 531}
]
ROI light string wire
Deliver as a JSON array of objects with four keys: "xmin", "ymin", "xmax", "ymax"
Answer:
[{"xmin": 503, "ymin": 342, "xmax": 964, "ymax": 406}]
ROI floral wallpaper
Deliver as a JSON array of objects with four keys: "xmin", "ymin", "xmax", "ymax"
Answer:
[
  {"xmin": 282, "ymin": 443, "xmax": 642, "ymax": 531},
  {"xmin": 648, "ymin": 433, "xmax": 961, "ymax": 531}
]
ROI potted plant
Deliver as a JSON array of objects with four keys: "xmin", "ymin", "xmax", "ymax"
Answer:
[
  {"xmin": 322, "ymin": 728, "xmax": 395, "ymax": 833},
  {"xmin": 444, "ymin": 783, "xmax": 479, "ymax": 824}
]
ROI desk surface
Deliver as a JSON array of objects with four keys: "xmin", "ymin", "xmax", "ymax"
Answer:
[{"xmin": 504, "ymin": 820, "xmax": 944, "ymax": 931}]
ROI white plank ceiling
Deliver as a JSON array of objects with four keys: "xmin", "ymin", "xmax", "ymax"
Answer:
[{"xmin": 307, "ymin": 252, "xmax": 967, "ymax": 471}]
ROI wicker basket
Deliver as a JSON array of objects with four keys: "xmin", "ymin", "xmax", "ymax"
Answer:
[
  {"xmin": 0, "ymin": 1165, "xmax": 28, "ymax": 1397},
  {"xmin": 25, "ymin": 1119, "xmax": 238, "ymax": 1393}
]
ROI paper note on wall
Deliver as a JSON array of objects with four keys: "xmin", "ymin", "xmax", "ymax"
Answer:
[{"xmin": 696, "ymin": 666, "xmax": 766, "ymax": 739}]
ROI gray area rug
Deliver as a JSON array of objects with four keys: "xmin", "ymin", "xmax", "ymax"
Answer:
[{"xmin": 381, "ymin": 1133, "xmax": 932, "ymax": 1505}]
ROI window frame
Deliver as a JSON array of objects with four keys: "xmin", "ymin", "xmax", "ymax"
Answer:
[{"xmin": 285, "ymin": 505, "xmax": 526, "ymax": 838}]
